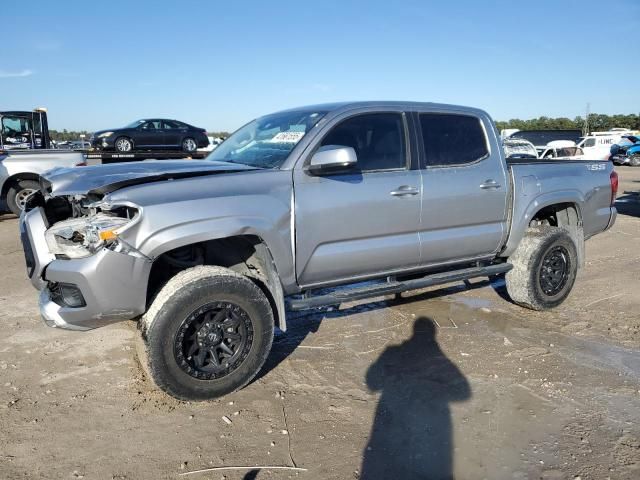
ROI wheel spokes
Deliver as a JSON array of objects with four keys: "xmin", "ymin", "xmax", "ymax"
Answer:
[
  {"xmin": 208, "ymin": 347, "xmax": 221, "ymax": 367},
  {"xmin": 193, "ymin": 348, "xmax": 207, "ymax": 368},
  {"xmin": 219, "ymin": 342, "xmax": 234, "ymax": 356},
  {"xmin": 175, "ymin": 302, "xmax": 252, "ymax": 379}
]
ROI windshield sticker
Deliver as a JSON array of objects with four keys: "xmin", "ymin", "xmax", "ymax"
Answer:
[{"xmin": 270, "ymin": 131, "xmax": 305, "ymax": 143}]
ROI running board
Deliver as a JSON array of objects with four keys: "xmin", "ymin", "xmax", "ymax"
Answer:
[{"xmin": 287, "ymin": 263, "xmax": 512, "ymax": 311}]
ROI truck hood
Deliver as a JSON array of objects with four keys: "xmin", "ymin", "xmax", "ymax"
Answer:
[{"xmin": 41, "ymin": 160, "xmax": 260, "ymax": 197}]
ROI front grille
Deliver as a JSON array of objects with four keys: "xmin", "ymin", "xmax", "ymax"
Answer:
[{"xmin": 20, "ymin": 229, "xmax": 35, "ymax": 278}]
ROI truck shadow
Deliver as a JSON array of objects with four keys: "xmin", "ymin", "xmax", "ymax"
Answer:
[
  {"xmin": 615, "ymin": 190, "xmax": 640, "ymax": 218},
  {"xmin": 0, "ymin": 213, "xmax": 17, "ymax": 222},
  {"xmin": 257, "ymin": 279, "xmax": 496, "ymax": 382}
]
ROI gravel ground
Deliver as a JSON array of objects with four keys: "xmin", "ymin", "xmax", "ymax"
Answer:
[{"xmin": 0, "ymin": 166, "xmax": 639, "ymax": 480}]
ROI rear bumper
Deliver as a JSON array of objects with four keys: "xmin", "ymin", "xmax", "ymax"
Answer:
[
  {"xmin": 606, "ymin": 207, "xmax": 617, "ymax": 231},
  {"xmin": 197, "ymin": 136, "xmax": 210, "ymax": 148},
  {"xmin": 21, "ymin": 207, "xmax": 151, "ymax": 330}
]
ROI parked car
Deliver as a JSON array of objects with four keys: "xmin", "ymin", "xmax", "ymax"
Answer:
[
  {"xmin": 507, "ymin": 129, "xmax": 582, "ymax": 156},
  {"xmin": 20, "ymin": 101, "xmax": 617, "ymax": 400},
  {"xmin": 503, "ymin": 138, "xmax": 538, "ymax": 159},
  {"xmin": 69, "ymin": 140, "xmax": 91, "ymax": 150},
  {"xmin": 0, "ymin": 149, "xmax": 85, "ymax": 215},
  {"xmin": 90, "ymin": 119, "xmax": 209, "ymax": 153},
  {"xmin": 610, "ymin": 135, "xmax": 640, "ymax": 166},
  {"xmin": 539, "ymin": 140, "xmax": 585, "ymax": 159},
  {"xmin": 200, "ymin": 136, "xmax": 225, "ymax": 152}
]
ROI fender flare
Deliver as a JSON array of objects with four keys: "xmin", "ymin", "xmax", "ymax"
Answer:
[{"xmin": 504, "ymin": 190, "xmax": 585, "ymax": 258}]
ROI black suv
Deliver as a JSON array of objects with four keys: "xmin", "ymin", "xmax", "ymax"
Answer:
[{"xmin": 91, "ymin": 119, "xmax": 209, "ymax": 153}]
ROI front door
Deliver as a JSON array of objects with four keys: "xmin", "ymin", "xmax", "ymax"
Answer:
[
  {"xmin": 294, "ymin": 112, "xmax": 422, "ymax": 287},
  {"xmin": 137, "ymin": 120, "xmax": 164, "ymax": 148},
  {"xmin": 415, "ymin": 112, "xmax": 509, "ymax": 263}
]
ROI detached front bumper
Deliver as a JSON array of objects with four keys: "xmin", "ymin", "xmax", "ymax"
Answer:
[{"xmin": 20, "ymin": 208, "xmax": 151, "ymax": 330}]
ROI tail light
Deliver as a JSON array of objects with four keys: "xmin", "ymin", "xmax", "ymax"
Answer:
[
  {"xmin": 75, "ymin": 162, "xmax": 87, "ymax": 167},
  {"xmin": 610, "ymin": 170, "xmax": 618, "ymax": 206}
]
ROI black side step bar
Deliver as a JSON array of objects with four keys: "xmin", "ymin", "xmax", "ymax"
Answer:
[{"xmin": 287, "ymin": 263, "xmax": 512, "ymax": 311}]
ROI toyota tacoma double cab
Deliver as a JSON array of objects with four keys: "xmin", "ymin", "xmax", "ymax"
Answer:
[{"xmin": 19, "ymin": 102, "xmax": 618, "ymax": 400}]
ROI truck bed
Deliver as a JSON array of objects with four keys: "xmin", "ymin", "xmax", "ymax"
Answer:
[{"xmin": 504, "ymin": 158, "xmax": 616, "ymax": 256}]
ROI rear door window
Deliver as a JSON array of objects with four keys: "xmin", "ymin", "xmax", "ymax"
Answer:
[
  {"xmin": 419, "ymin": 113, "xmax": 489, "ymax": 167},
  {"xmin": 162, "ymin": 120, "xmax": 180, "ymax": 129}
]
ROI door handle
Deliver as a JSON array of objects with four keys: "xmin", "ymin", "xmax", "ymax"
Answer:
[
  {"xmin": 479, "ymin": 179, "xmax": 501, "ymax": 189},
  {"xmin": 390, "ymin": 186, "xmax": 419, "ymax": 197}
]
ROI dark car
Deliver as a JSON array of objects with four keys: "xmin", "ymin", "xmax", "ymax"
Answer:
[
  {"xmin": 610, "ymin": 135, "xmax": 640, "ymax": 166},
  {"xmin": 90, "ymin": 119, "xmax": 209, "ymax": 153}
]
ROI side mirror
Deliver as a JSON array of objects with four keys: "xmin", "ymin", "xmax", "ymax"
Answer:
[{"xmin": 307, "ymin": 145, "xmax": 357, "ymax": 175}]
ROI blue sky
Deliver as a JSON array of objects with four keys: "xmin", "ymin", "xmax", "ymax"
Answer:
[{"xmin": 2, "ymin": 0, "xmax": 638, "ymax": 132}]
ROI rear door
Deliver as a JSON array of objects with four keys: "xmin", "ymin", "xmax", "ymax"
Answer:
[
  {"xmin": 162, "ymin": 120, "xmax": 183, "ymax": 148},
  {"xmin": 415, "ymin": 111, "xmax": 509, "ymax": 263},
  {"xmin": 293, "ymin": 111, "xmax": 422, "ymax": 287}
]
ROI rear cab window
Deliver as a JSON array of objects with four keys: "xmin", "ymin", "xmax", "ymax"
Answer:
[{"xmin": 418, "ymin": 113, "xmax": 489, "ymax": 167}]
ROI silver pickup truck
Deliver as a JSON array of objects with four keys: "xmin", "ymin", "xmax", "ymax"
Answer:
[
  {"xmin": 1, "ymin": 149, "xmax": 85, "ymax": 215},
  {"xmin": 19, "ymin": 101, "xmax": 618, "ymax": 400}
]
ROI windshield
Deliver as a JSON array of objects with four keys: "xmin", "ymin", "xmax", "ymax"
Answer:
[
  {"xmin": 124, "ymin": 119, "xmax": 145, "ymax": 128},
  {"xmin": 503, "ymin": 141, "xmax": 537, "ymax": 159},
  {"xmin": 207, "ymin": 110, "xmax": 327, "ymax": 168}
]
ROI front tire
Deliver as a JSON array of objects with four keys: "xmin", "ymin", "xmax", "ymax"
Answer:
[
  {"xmin": 182, "ymin": 137, "xmax": 197, "ymax": 153},
  {"xmin": 505, "ymin": 227, "xmax": 578, "ymax": 310},
  {"xmin": 6, "ymin": 179, "xmax": 39, "ymax": 216},
  {"xmin": 141, "ymin": 266, "xmax": 274, "ymax": 400},
  {"xmin": 114, "ymin": 137, "xmax": 134, "ymax": 153},
  {"xmin": 630, "ymin": 154, "xmax": 640, "ymax": 167}
]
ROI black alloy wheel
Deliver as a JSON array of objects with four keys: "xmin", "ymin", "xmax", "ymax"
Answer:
[
  {"xmin": 174, "ymin": 302, "xmax": 253, "ymax": 380},
  {"xmin": 537, "ymin": 245, "xmax": 570, "ymax": 296}
]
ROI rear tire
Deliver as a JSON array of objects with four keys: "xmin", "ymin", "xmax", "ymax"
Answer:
[
  {"xmin": 6, "ymin": 179, "xmax": 39, "ymax": 216},
  {"xmin": 505, "ymin": 227, "xmax": 578, "ymax": 310},
  {"xmin": 182, "ymin": 137, "xmax": 197, "ymax": 153},
  {"xmin": 141, "ymin": 266, "xmax": 274, "ymax": 400}
]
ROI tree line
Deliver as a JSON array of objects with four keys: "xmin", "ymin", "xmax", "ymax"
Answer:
[{"xmin": 495, "ymin": 113, "xmax": 640, "ymax": 133}]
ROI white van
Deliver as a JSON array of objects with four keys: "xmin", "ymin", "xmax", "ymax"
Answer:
[{"xmin": 578, "ymin": 129, "xmax": 638, "ymax": 160}]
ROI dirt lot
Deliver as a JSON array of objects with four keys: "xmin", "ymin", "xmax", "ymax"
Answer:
[{"xmin": 1, "ymin": 167, "xmax": 639, "ymax": 480}]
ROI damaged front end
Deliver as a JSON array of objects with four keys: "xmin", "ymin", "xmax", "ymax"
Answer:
[
  {"xmin": 26, "ymin": 188, "xmax": 143, "ymax": 260},
  {"xmin": 21, "ymin": 188, "xmax": 151, "ymax": 331}
]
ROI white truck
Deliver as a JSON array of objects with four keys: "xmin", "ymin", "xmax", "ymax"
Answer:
[
  {"xmin": 1, "ymin": 149, "xmax": 85, "ymax": 215},
  {"xmin": 1, "ymin": 108, "xmax": 86, "ymax": 215}
]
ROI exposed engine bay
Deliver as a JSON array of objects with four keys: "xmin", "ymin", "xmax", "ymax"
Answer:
[{"xmin": 26, "ymin": 190, "xmax": 140, "ymax": 259}]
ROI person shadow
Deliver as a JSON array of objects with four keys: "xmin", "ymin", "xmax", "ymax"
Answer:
[{"xmin": 360, "ymin": 317, "xmax": 471, "ymax": 480}]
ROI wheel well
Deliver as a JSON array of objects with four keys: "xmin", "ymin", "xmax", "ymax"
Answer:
[
  {"xmin": 530, "ymin": 202, "xmax": 581, "ymax": 228},
  {"xmin": 147, "ymin": 236, "xmax": 286, "ymax": 330},
  {"xmin": 530, "ymin": 202, "xmax": 585, "ymax": 267},
  {"xmin": 1, "ymin": 172, "xmax": 40, "ymax": 199},
  {"xmin": 115, "ymin": 135, "xmax": 133, "ymax": 145}
]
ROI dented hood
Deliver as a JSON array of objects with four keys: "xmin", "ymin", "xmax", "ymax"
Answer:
[{"xmin": 41, "ymin": 160, "xmax": 259, "ymax": 196}]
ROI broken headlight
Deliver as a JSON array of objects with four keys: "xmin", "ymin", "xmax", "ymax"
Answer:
[{"xmin": 45, "ymin": 213, "xmax": 134, "ymax": 259}]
